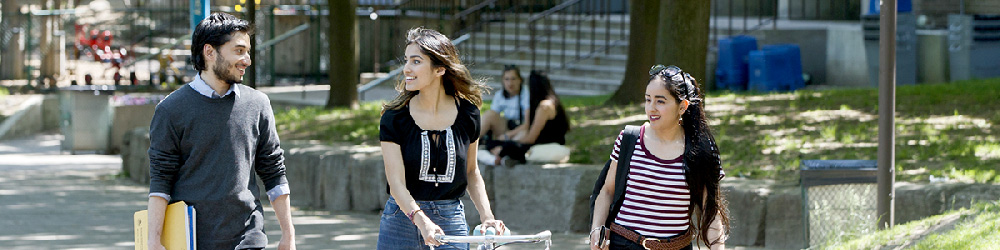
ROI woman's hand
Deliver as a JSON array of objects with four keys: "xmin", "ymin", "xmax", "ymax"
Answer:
[
  {"xmin": 415, "ymin": 218, "xmax": 445, "ymax": 247},
  {"xmin": 588, "ymin": 227, "xmax": 609, "ymax": 250},
  {"xmin": 480, "ymin": 219, "xmax": 507, "ymax": 235}
]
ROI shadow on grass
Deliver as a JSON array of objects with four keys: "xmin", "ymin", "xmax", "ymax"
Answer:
[{"xmin": 274, "ymin": 78, "xmax": 1000, "ymax": 184}]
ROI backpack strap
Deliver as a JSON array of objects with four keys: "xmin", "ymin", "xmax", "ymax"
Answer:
[{"xmin": 605, "ymin": 125, "xmax": 641, "ymax": 226}]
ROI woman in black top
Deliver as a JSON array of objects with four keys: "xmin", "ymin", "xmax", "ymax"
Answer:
[
  {"xmin": 485, "ymin": 70, "xmax": 570, "ymax": 165},
  {"xmin": 377, "ymin": 27, "xmax": 505, "ymax": 250}
]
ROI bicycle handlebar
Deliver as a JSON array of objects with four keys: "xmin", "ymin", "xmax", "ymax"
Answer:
[{"xmin": 434, "ymin": 230, "xmax": 552, "ymax": 243}]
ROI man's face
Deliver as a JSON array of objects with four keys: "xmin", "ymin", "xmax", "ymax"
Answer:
[{"xmin": 211, "ymin": 32, "xmax": 251, "ymax": 85}]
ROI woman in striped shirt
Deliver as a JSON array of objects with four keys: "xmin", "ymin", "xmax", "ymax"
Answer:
[{"xmin": 590, "ymin": 65, "xmax": 730, "ymax": 250}]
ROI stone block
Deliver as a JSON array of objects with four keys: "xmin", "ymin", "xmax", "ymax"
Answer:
[
  {"xmin": 764, "ymin": 185, "xmax": 806, "ymax": 250},
  {"xmin": 110, "ymin": 104, "xmax": 155, "ymax": 153},
  {"xmin": 318, "ymin": 149, "xmax": 351, "ymax": 211},
  {"xmin": 348, "ymin": 146, "xmax": 388, "ymax": 212},
  {"xmin": 42, "ymin": 95, "xmax": 59, "ymax": 131},
  {"xmin": 894, "ymin": 182, "xmax": 951, "ymax": 224},
  {"xmin": 490, "ymin": 164, "xmax": 599, "ymax": 233},
  {"xmin": 721, "ymin": 179, "xmax": 771, "ymax": 246},
  {"xmin": 284, "ymin": 145, "xmax": 324, "ymax": 208},
  {"xmin": 121, "ymin": 127, "xmax": 150, "ymax": 184}
]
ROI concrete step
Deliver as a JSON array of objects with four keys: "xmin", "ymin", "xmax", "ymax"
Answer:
[
  {"xmin": 472, "ymin": 68, "xmax": 621, "ymax": 93},
  {"xmin": 479, "ymin": 22, "xmax": 630, "ymax": 40},
  {"xmin": 471, "ymin": 58, "xmax": 626, "ymax": 75},
  {"xmin": 466, "ymin": 33, "xmax": 630, "ymax": 52},
  {"xmin": 488, "ymin": 13, "xmax": 630, "ymax": 27},
  {"xmin": 461, "ymin": 43, "xmax": 628, "ymax": 60}
]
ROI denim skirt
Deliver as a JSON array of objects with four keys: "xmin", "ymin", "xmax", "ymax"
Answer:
[{"xmin": 376, "ymin": 197, "xmax": 470, "ymax": 250}]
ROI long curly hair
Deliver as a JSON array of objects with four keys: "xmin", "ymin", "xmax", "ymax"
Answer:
[
  {"xmin": 649, "ymin": 65, "xmax": 730, "ymax": 247},
  {"xmin": 382, "ymin": 27, "xmax": 485, "ymax": 113}
]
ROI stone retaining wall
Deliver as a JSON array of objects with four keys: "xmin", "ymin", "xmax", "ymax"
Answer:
[{"xmin": 121, "ymin": 132, "xmax": 1000, "ymax": 249}]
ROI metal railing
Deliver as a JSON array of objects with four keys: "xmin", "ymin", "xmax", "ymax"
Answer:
[
  {"xmin": 455, "ymin": 0, "xmax": 629, "ymax": 72},
  {"xmin": 711, "ymin": 0, "xmax": 778, "ymax": 47},
  {"xmin": 709, "ymin": 0, "xmax": 863, "ymax": 46}
]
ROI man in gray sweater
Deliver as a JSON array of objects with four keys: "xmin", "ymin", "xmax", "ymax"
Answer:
[{"xmin": 146, "ymin": 12, "xmax": 295, "ymax": 250}]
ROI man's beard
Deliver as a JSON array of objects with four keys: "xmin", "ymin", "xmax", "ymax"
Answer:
[{"xmin": 213, "ymin": 53, "xmax": 242, "ymax": 85}]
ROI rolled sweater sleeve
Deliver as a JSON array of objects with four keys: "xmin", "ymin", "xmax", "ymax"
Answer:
[
  {"xmin": 254, "ymin": 100, "xmax": 289, "ymax": 201},
  {"xmin": 148, "ymin": 104, "xmax": 182, "ymax": 198}
]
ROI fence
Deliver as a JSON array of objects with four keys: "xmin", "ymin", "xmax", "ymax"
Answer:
[{"xmin": 800, "ymin": 160, "xmax": 879, "ymax": 248}]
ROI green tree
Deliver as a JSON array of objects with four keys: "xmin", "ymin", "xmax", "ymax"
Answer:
[
  {"xmin": 655, "ymin": 0, "xmax": 711, "ymax": 91},
  {"xmin": 606, "ymin": 0, "xmax": 660, "ymax": 105},
  {"xmin": 606, "ymin": 0, "xmax": 712, "ymax": 105},
  {"xmin": 326, "ymin": 0, "xmax": 359, "ymax": 109}
]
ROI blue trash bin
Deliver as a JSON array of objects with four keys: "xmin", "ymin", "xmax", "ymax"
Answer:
[
  {"xmin": 763, "ymin": 44, "xmax": 805, "ymax": 91},
  {"xmin": 716, "ymin": 35, "xmax": 758, "ymax": 91},
  {"xmin": 749, "ymin": 44, "xmax": 804, "ymax": 92}
]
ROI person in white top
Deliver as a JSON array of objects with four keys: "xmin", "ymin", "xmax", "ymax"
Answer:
[{"xmin": 480, "ymin": 65, "xmax": 530, "ymax": 147}]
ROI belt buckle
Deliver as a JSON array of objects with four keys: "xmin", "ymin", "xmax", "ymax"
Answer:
[{"xmin": 640, "ymin": 237, "xmax": 653, "ymax": 250}]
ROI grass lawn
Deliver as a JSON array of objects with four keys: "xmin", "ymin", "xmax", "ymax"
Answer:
[
  {"xmin": 815, "ymin": 200, "xmax": 1000, "ymax": 250},
  {"xmin": 274, "ymin": 78, "xmax": 1000, "ymax": 184}
]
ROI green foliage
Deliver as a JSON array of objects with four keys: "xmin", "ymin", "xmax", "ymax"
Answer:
[
  {"xmin": 818, "ymin": 201, "xmax": 1000, "ymax": 250},
  {"xmin": 273, "ymin": 78, "xmax": 1000, "ymax": 183}
]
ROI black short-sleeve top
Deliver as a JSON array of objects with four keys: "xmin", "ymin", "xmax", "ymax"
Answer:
[{"xmin": 379, "ymin": 98, "xmax": 481, "ymax": 201}]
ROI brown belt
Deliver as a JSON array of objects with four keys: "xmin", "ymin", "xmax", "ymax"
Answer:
[{"xmin": 610, "ymin": 223, "xmax": 693, "ymax": 250}]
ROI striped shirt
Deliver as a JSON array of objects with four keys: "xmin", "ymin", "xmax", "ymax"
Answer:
[{"xmin": 608, "ymin": 125, "xmax": 692, "ymax": 238}]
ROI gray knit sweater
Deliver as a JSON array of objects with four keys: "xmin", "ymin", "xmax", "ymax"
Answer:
[{"xmin": 148, "ymin": 84, "xmax": 288, "ymax": 249}]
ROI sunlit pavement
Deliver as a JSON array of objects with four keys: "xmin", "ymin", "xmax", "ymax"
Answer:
[
  {"xmin": 0, "ymin": 133, "xmax": 764, "ymax": 249},
  {"xmin": 0, "ymin": 134, "xmax": 579, "ymax": 249}
]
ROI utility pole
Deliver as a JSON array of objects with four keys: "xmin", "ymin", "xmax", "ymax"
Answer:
[
  {"xmin": 246, "ymin": 0, "xmax": 256, "ymax": 88},
  {"xmin": 877, "ymin": 0, "xmax": 897, "ymax": 230}
]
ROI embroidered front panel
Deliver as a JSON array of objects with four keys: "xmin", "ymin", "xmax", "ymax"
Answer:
[{"xmin": 418, "ymin": 128, "xmax": 457, "ymax": 183}]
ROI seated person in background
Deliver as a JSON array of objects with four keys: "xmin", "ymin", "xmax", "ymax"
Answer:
[
  {"xmin": 481, "ymin": 65, "xmax": 529, "ymax": 143},
  {"xmin": 484, "ymin": 70, "xmax": 570, "ymax": 166}
]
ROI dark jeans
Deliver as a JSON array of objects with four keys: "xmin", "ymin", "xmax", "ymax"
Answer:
[
  {"xmin": 609, "ymin": 231, "xmax": 693, "ymax": 250},
  {"xmin": 484, "ymin": 139, "xmax": 530, "ymax": 162}
]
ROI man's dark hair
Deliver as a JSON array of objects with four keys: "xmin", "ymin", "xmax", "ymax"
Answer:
[{"xmin": 190, "ymin": 12, "xmax": 253, "ymax": 71}]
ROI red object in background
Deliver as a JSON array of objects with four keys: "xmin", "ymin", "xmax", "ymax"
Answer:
[{"xmin": 130, "ymin": 71, "xmax": 138, "ymax": 85}]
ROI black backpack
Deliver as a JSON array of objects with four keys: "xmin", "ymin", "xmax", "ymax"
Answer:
[{"xmin": 589, "ymin": 125, "xmax": 641, "ymax": 228}]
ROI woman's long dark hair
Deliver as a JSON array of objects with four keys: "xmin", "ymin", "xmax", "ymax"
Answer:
[
  {"xmin": 382, "ymin": 27, "xmax": 485, "ymax": 114},
  {"xmin": 526, "ymin": 70, "xmax": 568, "ymax": 132},
  {"xmin": 650, "ymin": 66, "xmax": 730, "ymax": 247}
]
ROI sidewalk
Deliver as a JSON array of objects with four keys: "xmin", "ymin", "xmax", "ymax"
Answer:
[
  {"xmin": 0, "ymin": 134, "xmax": 588, "ymax": 249},
  {"xmin": 0, "ymin": 133, "xmax": 764, "ymax": 249}
]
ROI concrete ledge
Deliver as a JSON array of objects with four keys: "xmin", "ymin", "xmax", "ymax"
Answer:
[
  {"xmin": 0, "ymin": 95, "xmax": 45, "ymax": 140},
  {"xmin": 722, "ymin": 180, "xmax": 772, "ymax": 246},
  {"xmin": 120, "ymin": 135, "xmax": 1000, "ymax": 248}
]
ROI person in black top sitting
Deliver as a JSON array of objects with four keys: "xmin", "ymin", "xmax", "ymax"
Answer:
[
  {"xmin": 485, "ymin": 70, "xmax": 570, "ymax": 166},
  {"xmin": 376, "ymin": 27, "xmax": 506, "ymax": 250}
]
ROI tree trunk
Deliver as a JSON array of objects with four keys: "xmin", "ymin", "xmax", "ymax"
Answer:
[
  {"xmin": 1, "ymin": 1, "xmax": 25, "ymax": 79},
  {"xmin": 605, "ymin": 0, "xmax": 661, "ymax": 105},
  {"xmin": 655, "ymin": 0, "xmax": 711, "ymax": 90},
  {"xmin": 325, "ymin": 0, "xmax": 359, "ymax": 109},
  {"xmin": 245, "ymin": 0, "xmax": 256, "ymax": 88}
]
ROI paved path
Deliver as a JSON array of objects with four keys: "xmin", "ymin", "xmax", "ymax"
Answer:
[
  {"xmin": 0, "ymin": 133, "xmax": 761, "ymax": 250},
  {"xmin": 0, "ymin": 134, "xmax": 583, "ymax": 249}
]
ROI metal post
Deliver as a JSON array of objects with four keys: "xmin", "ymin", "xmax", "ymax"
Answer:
[
  {"xmin": 773, "ymin": 0, "xmax": 778, "ymax": 30},
  {"xmin": 269, "ymin": 7, "xmax": 275, "ymax": 85},
  {"xmin": 743, "ymin": 0, "xmax": 748, "ymax": 33},
  {"xmin": 877, "ymin": 0, "xmax": 896, "ymax": 230},
  {"xmin": 26, "ymin": 11, "xmax": 33, "ymax": 85},
  {"xmin": 729, "ymin": 0, "xmax": 733, "ymax": 36},
  {"xmin": 246, "ymin": 0, "xmax": 256, "ymax": 88},
  {"xmin": 148, "ymin": 9, "xmax": 153, "ymax": 84}
]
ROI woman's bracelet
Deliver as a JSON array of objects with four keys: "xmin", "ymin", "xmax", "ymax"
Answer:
[
  {"xmin": 589, "ymin": 226, "xmax": 604, "ymax": 237},
  {"xmin": 407, "ymin": 209, "xmax": 423, "ymax": 222}
]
